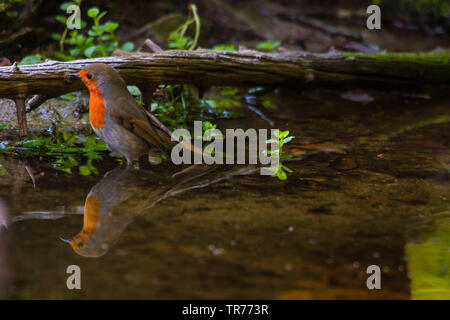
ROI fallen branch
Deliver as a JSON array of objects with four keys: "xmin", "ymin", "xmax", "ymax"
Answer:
[
  {"xmin": 0, "ymin": 49, "xmax": 449, "ymax": 134},
  {"xmin": 2, "ymin": 50, "xmax": 449, "ymax": 99}
]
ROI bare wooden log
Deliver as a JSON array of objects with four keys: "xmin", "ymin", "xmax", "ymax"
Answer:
[{"xmin": 0, "ymin": 50, "xmax": 449, "ymax": 101}]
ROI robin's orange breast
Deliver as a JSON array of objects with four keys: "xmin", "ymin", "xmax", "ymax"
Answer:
[{"xmin": 86, "ymin": 81, "xmax": 106, "ymax": 129}]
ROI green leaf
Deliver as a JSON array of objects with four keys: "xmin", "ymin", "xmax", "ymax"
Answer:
[
  {"xmin": 279, "ymin": 130, "xmax": 289, "ymax": 139},
  {"xmin": 57, "ymin": 167, "xmax": 72, "ymax": 174},
  {"xmin": 276, "ymin": 169, "xmax": 287, "ymax": 180},
  {"xmin": 256, "ymin": 40, "xmax": 281, "ymax": 51},
  {"xmin": 104, "ymin": 21, "xmax": 119, "ymax": 32},
  {"xmin": 84, "ymin": 46, "xmax": 99, "ymax": 58},
  {"xmin": 56, "ymin": 15, "xmax": 67, "ymax": 24},
  {"xmin": 18, "ymin": 54, "xmax": 43, "ymax": 65},
  {"xmin": 79, "ymin": 165, "xmax": 91, "ymax": 175},
  {"xmin": 51, "ymin": 33, "xmax": 62, "ymax": 41},
  {"xmin": 262, "ymin": 99, "xmax": 276, "ymax": 109},
  {"xmin": 87, "ymin": 7, "xmax": 99, "ymax": 18},
  {"xmin": 88, "ymin": 29, "xmax": 100, "ymax": 37},
  {"xmin": 127, "ymin": 85, "xmax": 141, "ymax": 96},
  {"xmin": 101, "ymin": 34, "xmax": 111, "ymax": 41},
  {"xmin": 53, "ymin": 51, "xmax": 73, "ymax": 61},
  {"xmin": 169, "ymin": 32, "xmax": 180, "ymax": 41},
  {"xmin": 69, "ymin": 47, "xmax": 81, "ymax": 57},
  {"xmin": 202, "ymin": 121, "xmax": 216, "ymax": 131},
  {"xmin": 60, "ymin": 2, "xmax": 76, "ymax": 10},
  {"xmin": 84, "ymin": 37, "xmax": 94, "ymax": 47},
  {"xmin": 121, "ymin": 42, "xmax": 134, "ymax": 52},
  {"xmin": 283, "ymin": 136, "xmax": 294, "ymax": 144},
  {"xmin": 213, "ymin": 44, "xmax": 237, "ymax": 51},
  {"xmin": 96, "ymin": 11, "xmax": 107, "ymax": 21},
  {"xmin": 106, "ymin": 41, "xmax": 119, "ymax": 52}
]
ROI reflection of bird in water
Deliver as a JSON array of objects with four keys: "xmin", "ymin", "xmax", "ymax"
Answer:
[
  {"xmin": 60, "ymin": 139, "xmax": 347, "ymax": 257},
  {"xmin": 62, "ymin": 165, "xmax": 256, "ymax": 258}
]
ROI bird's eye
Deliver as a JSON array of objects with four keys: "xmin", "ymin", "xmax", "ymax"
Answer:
[
  {"xmin": 86, "ymin": 73, "xmax": 92, "ymax": 79},
  {"xmin": 78, "ymin": 242, "xmax": 84, "ymax": 249}
]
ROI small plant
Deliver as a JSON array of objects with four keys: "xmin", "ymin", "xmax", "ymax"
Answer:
[
  {"xmin": 52, "ymin": 1, "xmax": 133, "ymax": 60},
  {"xmin": 265, "ymin": 130, "xmax": 294, "ymax": 180},
  {"xmin": 168, "ymin": 4, "xmax": 200, "ymax": 50},
  {"xmin": 256, "ymin": 40, "xmax": 281, "ymax": 52}
]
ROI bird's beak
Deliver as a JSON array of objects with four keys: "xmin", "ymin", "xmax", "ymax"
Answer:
[
  {"xmin": 69, "ymin": 72, "xmax": 80, "ymax": 79},
  {"xmin": 59, "ymin": 236, "xmax": 72, "ymax": 244}
]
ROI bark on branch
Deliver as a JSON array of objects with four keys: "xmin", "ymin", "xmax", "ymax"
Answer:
[{"xmin": 1, "ymin": 50, "xmax": 449, "ymax": 100}]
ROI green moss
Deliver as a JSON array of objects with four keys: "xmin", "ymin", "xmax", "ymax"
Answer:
[{"xmin": 343, "ymin": 51, "xmax": 450, "ymax": 66}]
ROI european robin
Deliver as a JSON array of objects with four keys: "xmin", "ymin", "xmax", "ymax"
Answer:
[{"xmin": 71, "ymin": 63, "xmax": 173, "ymax": 165}]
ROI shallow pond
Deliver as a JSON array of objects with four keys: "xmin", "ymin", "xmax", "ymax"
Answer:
[{"xmin": 0, "ymin": 88, "xmax": 449, "ymax": 299}]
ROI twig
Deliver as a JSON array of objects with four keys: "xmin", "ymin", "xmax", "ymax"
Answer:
[
  {"xmin": 26, "ymin": 94, "xmax": 48, "ymax": 113},
  {"xmin": 25, "ymin": 165, "xmax": 36, "ymax": 188},
  {"xmin": 144, "ymin": 39, "xmax": 163, "ymax": 53},
  {"xmin": 188, "ymin": 4, "xmax": 201, "ymax": 51}
]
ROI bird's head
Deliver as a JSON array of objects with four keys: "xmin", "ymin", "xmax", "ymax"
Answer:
[{"xmin": 71, "ymin": 63, "xmax": 128, "ymax": 97}]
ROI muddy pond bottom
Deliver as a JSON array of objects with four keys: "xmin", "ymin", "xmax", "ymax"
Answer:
[{"xmin": 0, "ymin": 88, "xmax": 449, "ymax": 299}]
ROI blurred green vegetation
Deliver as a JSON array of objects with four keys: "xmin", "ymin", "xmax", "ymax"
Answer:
[
  {"xmin": 0, "ymin": 0, "xmax": 30, "ymax": 26},
  {"xmin": 406, "ymin": 211, "xmax": 450, "ymax": 299},
  {"xmin": 256, "ymin": 40, "xmax": 281, "ymax": 52},
  {"xmin": 374, "ymin": 0, "xmax": 450, "ymax": 28}
]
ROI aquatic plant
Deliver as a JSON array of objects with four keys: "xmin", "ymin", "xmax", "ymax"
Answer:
[{"xmin": 265, "ymin": 130, "xmax": 294, "ymax": 180}]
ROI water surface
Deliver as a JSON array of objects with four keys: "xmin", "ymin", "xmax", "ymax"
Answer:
[{"xmin": 0, "ymin": 88, "xmax": 449, "ymax": 299}]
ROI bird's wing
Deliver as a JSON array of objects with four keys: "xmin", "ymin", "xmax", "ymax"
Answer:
[{"xmin": 106, "ymin": 96, "xmax": 174, "ymax": 153}]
